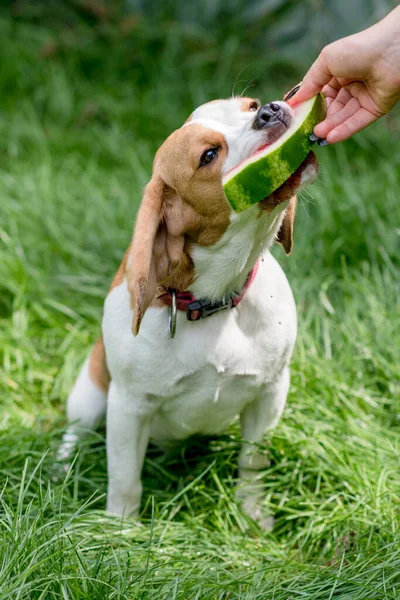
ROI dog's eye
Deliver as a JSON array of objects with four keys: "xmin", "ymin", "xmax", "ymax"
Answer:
[
  {"xmin": 199, "ymin": 147, "xmax": 220, "ymax": 167},
  {"xmin": 249, "ymin": 101, "xmax": 260, "ymax": 112}
]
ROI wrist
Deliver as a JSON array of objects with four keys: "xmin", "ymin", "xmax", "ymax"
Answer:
[{"xmin": 373, "ymin": 5, "xmax": 400, "ymax": 42}]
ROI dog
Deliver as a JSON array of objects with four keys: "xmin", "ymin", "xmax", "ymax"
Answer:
[{"xmin": 58, "ymin": 96, "xmax": 319, "ymax": 529}]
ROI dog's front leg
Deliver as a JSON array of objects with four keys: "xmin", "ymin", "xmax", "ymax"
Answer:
[
  {"xmin": 237, "ymin": 367, "xmax": 290, "ymax": 530},
  {"xmin": 106, "ymin": 381, "xmax": 152, "ymax": 518}
]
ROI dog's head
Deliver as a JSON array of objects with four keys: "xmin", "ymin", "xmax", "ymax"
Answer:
[{"xmin": 129, "ymin": 97, "xmax": 319, "ymax": 334}]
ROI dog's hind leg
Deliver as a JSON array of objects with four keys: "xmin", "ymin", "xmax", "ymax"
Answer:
[{"xmin": 57, "ymin": 337, "xmax": 109, "ymax": 462}]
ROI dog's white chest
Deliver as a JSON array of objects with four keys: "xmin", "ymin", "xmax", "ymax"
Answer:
[
  {"xmin": 150, "ymin": 366, "xmax": 267, "ymax": 440},
  {"xmin": 103, "ymin": 252, "xmax": 296, "ymax": 441}
]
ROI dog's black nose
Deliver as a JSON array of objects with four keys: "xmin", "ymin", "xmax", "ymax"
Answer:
[{"xmin": 252, "ymin": 102, "xmax": 286, "ymax": 130}]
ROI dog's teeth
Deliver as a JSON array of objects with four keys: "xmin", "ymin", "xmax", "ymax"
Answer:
[{"xmin": 317, "ymin": 138, "xmax": 329, "ymax": 147}]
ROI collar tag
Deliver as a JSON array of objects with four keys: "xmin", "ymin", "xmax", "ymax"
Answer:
[{"xmin": 168, "ymin": 289, "xmax": 177, "ymax": 338}]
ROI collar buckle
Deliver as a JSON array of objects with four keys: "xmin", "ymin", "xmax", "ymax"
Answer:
[{"xmin": 187, "ymin": 297, "xmax": 233, "ymax": 322}]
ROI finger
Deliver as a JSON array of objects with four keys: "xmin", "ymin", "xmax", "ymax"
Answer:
[
  {"xmin": 325, "ymin": 97, "xmax": 333, "ymax": 109},
  {"xmin": 315, "ymin": 96, "xmax": 360, "ymax": 137},
  {"xmin": 288, "ymin": 53, "xmax": 333, "ymax": 104},
  {"xmin": 322, "ymin": 84, "xmax": 340, "ymax": 99},
  {"xmin": 315, "ymin": 92, "xmax": 357, "ymax": 136},
  {"xmin": 325, "ymin": 98, "xmax": 348, "ymax": 120},
  {"xmin": 326, "ymin": 108, "xmax": 380, "ymax": 143},
  {"xmin": 343, "ymin": 81, "xmax": 385, "ymax": 117},
  {"xmin": 326, "ymin": 87, "xmax": 353, "ymax": 118},
  {"xmin": 323, "ymin": 89, "xmax": 353, "ymax": 123},
  {"xmin": 322, "ymin": 77, "xmax": 343, "ymax": 95}
]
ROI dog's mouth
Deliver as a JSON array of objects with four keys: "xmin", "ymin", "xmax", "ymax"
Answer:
[
  {"xmin": 251, "ymin": 94, "xmax": 318, "ymax": 210},
  {"xmin": 259, "ymin": 152, "xmax": 319, "ymax": 212}
]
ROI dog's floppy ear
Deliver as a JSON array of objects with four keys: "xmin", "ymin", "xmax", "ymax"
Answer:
[
  {"xmin": 128, "ymin": 176, "xmax": 185, "ymax": 335},
  {"xmin": 276, "ymin": 197, "xmax": 296, "ymax": 255}
]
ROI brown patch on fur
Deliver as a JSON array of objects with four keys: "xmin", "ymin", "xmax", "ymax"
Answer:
[
  {"xmin": 127, "ymin": 123, "xmax": 232, "ymax": 334},
  {"xmin": 239, "ymin": 97, "xmax": 261, "ymax": 112},
  {"xmin": 109, "ymin": 245, "xmax": 131, "ymax": 292},
  {"xmin": 276, "ymin": 197, "xmax": 296, "ymax": 255},
  {"xmin": 259, "ymin": 152, "xmax": 319, "ymax": 255},
  {"xmin": 89, "ymin": 337, "xmax": 110, "ymax": 392}
]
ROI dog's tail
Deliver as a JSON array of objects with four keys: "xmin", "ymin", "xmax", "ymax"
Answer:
[{"xmin": 57, "ymin": 337, "xmax": 109, "ymax": 462}]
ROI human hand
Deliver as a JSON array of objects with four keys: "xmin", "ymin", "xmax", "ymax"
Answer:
[{"xmin": 289, "ymin": 5, "xmax": 400, "ymax": 143}]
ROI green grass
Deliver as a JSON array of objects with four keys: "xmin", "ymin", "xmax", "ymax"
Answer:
[{"xmin": 1, "ymin": 10, "xmax": 400, "ymax": 600}]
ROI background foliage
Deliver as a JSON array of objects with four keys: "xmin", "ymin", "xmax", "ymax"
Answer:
[{"xmin": 0, "ymin": 1, "xmax": 399, "ymax": 598}]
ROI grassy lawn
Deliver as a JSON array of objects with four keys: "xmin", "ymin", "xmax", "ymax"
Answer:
[{"xmin": 0, "ymin": 11, "xmax": 400, "ymax": 600}]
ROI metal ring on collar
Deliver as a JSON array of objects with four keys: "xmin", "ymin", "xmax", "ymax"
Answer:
[{"xmin": 168, "ymin": 289, "xmax": 177, "ymax": 338}]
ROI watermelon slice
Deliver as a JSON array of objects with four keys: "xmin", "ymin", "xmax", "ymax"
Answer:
[{"xmin": 223, "ymin": 93, "xmax": 325, "ymax": 213}]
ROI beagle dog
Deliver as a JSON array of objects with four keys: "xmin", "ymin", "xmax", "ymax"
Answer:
[{"xmin": 58, "ymin": 96, "xmax": 319, "ymax": 529}]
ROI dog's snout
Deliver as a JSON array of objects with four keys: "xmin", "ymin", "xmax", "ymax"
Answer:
[{"xmin": 252, "ymin": 102, "xmax": 289, "ymax": 130}]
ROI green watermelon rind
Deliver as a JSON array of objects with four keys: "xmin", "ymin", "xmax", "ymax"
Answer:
[{"xmin": 223, "ymin": 94, "xmax": 325, "ymax": 213}]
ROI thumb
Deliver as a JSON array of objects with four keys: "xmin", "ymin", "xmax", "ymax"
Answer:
[{"xmin": 288, "ymin": 53, "xmax": 333, "ymax": 105}]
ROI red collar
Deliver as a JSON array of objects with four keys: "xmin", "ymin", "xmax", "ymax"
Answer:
[{"xmin": 159, "ymin": 260, "xmax": 259, "ymax": 322}]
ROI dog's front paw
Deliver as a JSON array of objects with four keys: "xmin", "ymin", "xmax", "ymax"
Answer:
[
  {"xmin": 51, "ymin": 446, "xmax": 75, "ymax": 483},
  {"xmin": 236, "ymin": 471, "xmax": 274, "ymax": 532},
  {"xmin": 239, "ymin": 493, "xmax": 274, "ymax": 532},
  {"xmin": 105, "ymin": 508, "xmax": 142, "ymax": 524},
  {"xmin": 106, "ymin": 485, "xmax": 142, "ymax": 519}
]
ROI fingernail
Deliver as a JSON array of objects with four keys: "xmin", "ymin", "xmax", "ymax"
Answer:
[
  {"xmin": 283, "ymin": 83, "xmax": 301, "ymax": 102},
  {"xmin": 310, "ymin": 133, "xmax": 319, "ymax": 142},
  {"xmin": 317, "ymin": 138, "xmax": 329, "ymax": 147}
]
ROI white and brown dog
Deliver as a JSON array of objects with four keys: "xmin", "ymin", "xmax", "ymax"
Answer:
[{"xmin": 58, "ymin": 96, "xmax": 318, "ymax": 528}]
